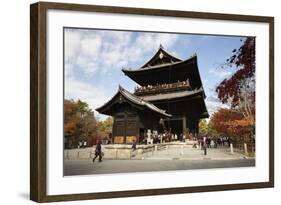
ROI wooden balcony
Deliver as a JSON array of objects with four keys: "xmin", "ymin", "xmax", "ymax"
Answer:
[{"xmin": 134, "ymin": 80, "xmax": 191, "ymax": 96}]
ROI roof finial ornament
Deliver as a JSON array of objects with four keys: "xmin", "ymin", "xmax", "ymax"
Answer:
[
  {"xmin": 118, "ymin": 85, "xmax": 123, "ymax": 91},
  {"xmin": 159, "ymin": 44, "xmax": 164, "ymax": 49},
  {"xmin": 191, "ymin": 53, "xmax": 197, "ymax": 57}
]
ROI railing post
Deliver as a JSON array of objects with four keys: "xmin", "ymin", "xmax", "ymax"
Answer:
[
  {"xmin": 244, "ymin": 143, "xmax": 248, "ymax": 155},
  {"xmin": 230, "ymin": 143, "xmax": 234, "ymax": 154},
  {"xmin": 181, "ymin": 145, "xmax": 184, "ymax": 155},
  {"xmin": 203, "ymin": 144, "xmax": 207, "ymax": 155}
]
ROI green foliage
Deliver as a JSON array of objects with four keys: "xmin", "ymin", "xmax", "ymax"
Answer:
[
  {"xmin": 199, "ymin": 119, "xmax": 208, "ymax": 136},
  {"xmin": 198, "ymin": 119, "xmax": 219, "ymax": 138},
  {"xmin": 97, "ymin": 117, "xmax": 113, "ymax": 137},
  {"xmin": 207, "ymin": 121, "xmax": 219, "ymax": 138}
]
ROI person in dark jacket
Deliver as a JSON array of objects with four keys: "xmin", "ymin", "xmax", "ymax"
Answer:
[
  {"xmin": 132, "ymin": 140, "xmax": 137, "ymax": 151},
  {"xmin": 92, "ymin": 140, "xmax": 102, "ymax": 163}
]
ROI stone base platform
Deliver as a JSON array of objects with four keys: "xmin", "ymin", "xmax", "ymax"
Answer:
[{"xmin": 64, "ymin": 141, "xmax": 196, "ymax": 160}]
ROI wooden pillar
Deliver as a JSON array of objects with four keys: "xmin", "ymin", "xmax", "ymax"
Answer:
[
  {"xmin": 124, "ymin": 112, "xmax": 127, "ymax": 144},
  {"xmin": 112, "ymin": 117, "xmax": 115, "ymax": 144},
  {"xmin": 189, "ymin": 119, "xmax": 193, "ymax": 136},
  {"xmin": 195, "ymin": 119, "xmax": 199, "ymax": 137},
  {"xmin": 185, "ymin": 116, "xmax": 189, "ymax": 136},
  {"xmin": 136, "ymin": 116, "xmax": 140, "ymax": 144},
  {"xmin": 182, "ymin": 115, "xmax": 186, "ymax": 135}
]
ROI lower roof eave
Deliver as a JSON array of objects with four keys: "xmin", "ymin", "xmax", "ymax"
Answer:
[
  {"xmin": 200, "ymin": 112, "xmax": 209, "ymax": 118},
  {"xmin": 139, "ymin": 89, "xmax": 204, "ymax": 102}
]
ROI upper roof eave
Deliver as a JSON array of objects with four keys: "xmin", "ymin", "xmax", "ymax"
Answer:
[
  {"xmin": 141, "ymin": 46, "xmax": 182, "ymax": 68},
  {"xmin": 122, "ymin": 55, "xmax": 197, "ymax": 73}
]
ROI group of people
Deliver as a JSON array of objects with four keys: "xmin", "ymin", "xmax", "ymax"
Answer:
[
  {"xmin": 91, "ymin": 134, "xmax": 234, "ymax": 164},
  {"xmin": 160, "ymin": 132, "xmax": 187, "ymax": 143},
  {"xmin": 134, "ymin": 79, "xmax": 190, "ymax": 94},
  {"xmin": 139, "ymin": 130, "xmax": 189, "ymax": 145},
  {"xmin": 195, "ymin": 136, "xmax": 232, "ymax": 149},
  {"xmin": 77, "ymin": 140, "xmax": 87, "ymax": 149}
]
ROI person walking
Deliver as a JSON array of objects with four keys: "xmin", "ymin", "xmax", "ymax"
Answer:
[
  {"xmin": 131, "ymin": 140, "xmax": 137, "ymax": 158},
  {"xmin": 131, "ymin": 140, "xmax": 137, "ymax": 151},
  {"xmin": 175, "ymin": 134, "xmax": 178, "ymax": 141},
  {"xmin": 210, "ymin": 139, "xmax": 215, "ymax": 148},
  {"xmin": 183, "ymin": 134, "xmax": 186, "ymax": 143},
  {"xmin": 92, "ymin": 140, "xmax": 102, "ymax": 163}
]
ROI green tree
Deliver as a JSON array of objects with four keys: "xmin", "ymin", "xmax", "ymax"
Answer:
[
  {"xmin": 97, "ymin": 117, "xmax": 113, "ymax": 138},
  {"xmin": 207, "ymin": 121, "xmax": 219, "ymax": 138},
  {"xmin": 199, "ymin": 119, "xmax": 209, "ymax": 136},
  {"xmin": 199, "ymin": 119, "xmax": 219, "ymax": 138}
]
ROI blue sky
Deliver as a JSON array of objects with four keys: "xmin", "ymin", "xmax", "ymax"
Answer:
[{"xmin": 64, "ymin": 28, "xmax": 246, "ymax": 120}]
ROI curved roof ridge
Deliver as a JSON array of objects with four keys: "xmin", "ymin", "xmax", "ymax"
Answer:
[
  {"xmin": 96, "ymin": 85, "xmax": 172, "ymax": 117},
  {"xmin": 119, "ymin": 86, "xmax": 172, "ymax": 117},
  {"xmin": 140, "ymin": 46, "xmax": 182, "ymax": 68},
  {"xmin": 122, "ymin": 55, "xmax": 196, "ymax": 72}
]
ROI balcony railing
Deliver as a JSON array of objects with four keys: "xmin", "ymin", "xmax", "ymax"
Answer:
[{"xmin": 134, "ymin": 80, "xmax": 191, "ymax": 96}]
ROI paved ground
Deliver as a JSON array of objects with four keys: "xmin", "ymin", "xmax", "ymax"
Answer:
[
  {"xmin": 64, "ymin": 147, "xmax": 255, "ymax": 176},
  {"xmin": 64, "ymin": 158, "xmax": 255, "ymax": 176},
  {"xmin": 141, "ymin": 146, "xmax": 247, "ymax": 160}
]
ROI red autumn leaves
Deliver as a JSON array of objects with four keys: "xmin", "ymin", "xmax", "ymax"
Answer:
[
  {"xmin": 211, "ymin": 108, "xmax": 254, "ymax": 138},
  {"xmin": 211, "ymin": 37, "xmax": 255, "ymax": 142},
  {"xmin": 64, "ymin": 99, "xmax": 112, "ymax": 148}
]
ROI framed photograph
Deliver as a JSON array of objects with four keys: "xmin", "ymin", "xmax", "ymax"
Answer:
[{"xmin": 30, "ymin": 1, "xmax": 274, "ymax": 202}]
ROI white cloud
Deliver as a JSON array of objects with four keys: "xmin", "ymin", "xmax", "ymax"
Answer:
[
  {"xmin": 80, "ymin": 37, "xmax": 102, "ymax": 56},
  {"xmin": 135, "ymin": 33, "xmax": 178, "ymax": 51},
  {"xmin": 209, "ymin": 68, "xmax": 232, "ymax": 78},
  {"xmin": 64, "ymin": 29, "xmax": 180, "ymax": 77},
  {"xmin": 205, "ymin": 90, "xmax": 229, "ymax": 116},
  {"xmin": 64, "ymin": 63, "xmax": 74, "ymax": 78},
  {"xmin": 64, "ymin": 30, "xmax": 80, "ymax": 60},
  {"xmin": 64, "ymin": 29, "xmax": 182, "ymax": 120},
  {"xmin": 65, "ymin": 78, "xmax": 109, "ymax": 111}
]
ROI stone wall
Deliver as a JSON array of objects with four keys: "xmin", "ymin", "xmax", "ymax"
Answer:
[{"xmin": 64, "ymin": 142, "xmax": 195, "ymax": 160}]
